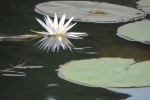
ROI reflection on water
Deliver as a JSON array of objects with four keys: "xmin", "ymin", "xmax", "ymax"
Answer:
[
  {"xmin": 45, "ymin": 82, "xmax": 131, "ymax": 100},
  {"xmin": 35, "ymin": 36, "xmax": 74, "ymax": 52},
  {"xmin": 0, "ymin": 0, "xmax": 150, "ymax": 100},
  {"xmin": 74, "ymin": 47, "xmax": 98, "ymax": 54},
  {"xmin": 46, "ymin": 96, "xmax": 57, "ymax": 100},
  {"xmin": 47, "ymin": 84, "xmax": 59, "ymax": 87}
]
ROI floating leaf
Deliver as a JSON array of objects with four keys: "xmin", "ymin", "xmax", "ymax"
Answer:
[
  {"xmin": 57, "ymin": 57, "xmax": 150, "ymax": 87},
  {"xmin": 136, "ymin": 0, "xmax": 150, "ymax": 14},
  {"xmin": 35, "ymin": 1, "xmax": 145, "ymax": 23},
  {"xmin": 117, "ymin": 19, "xmax": 150, "ymax": 44}
]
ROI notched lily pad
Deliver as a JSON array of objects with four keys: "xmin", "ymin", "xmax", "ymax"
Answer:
[
  {"xmin": 35, "ymin": 1, "xmax": 145, "ymax": 23},
  {"xmin": 136, "ymin": 0, "xmax": 150, "ymax": 14},
  {"xmin": 117, "ymin": 19, "xmax": 150, "ymax": 44},
  {"xmin": 57, "ymin": 57, "xmax": 150, "ymax": 87}
]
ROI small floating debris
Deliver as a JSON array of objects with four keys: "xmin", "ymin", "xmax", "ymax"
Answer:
[
  {"xmin": 73, "ymin": 48, "xmax": 85, "ymax": 50},
  {"xmin": 47, "ymin": 84, "xmax": 59, "ymax": 87},
  {"xmin": 75, "ymin": 51, "xmax": 98, "ymax": 54},
  {"xmin": 85, "ymin": 52, "xmax": 98, "ymax": 54},
  {"xmin": 0, "ymin": 60, "xmax": 43, "ymax": 77},
  {"xmin": 73, "ymin": 47, "xmax": 97, "ymax": 54},
  {"xmin": 2, "ymin": 74, "xmax": 26, "ymax": 77},
  {"xmin": 13, "ymin": 66, "xmax": 43, "ymax": 69}
]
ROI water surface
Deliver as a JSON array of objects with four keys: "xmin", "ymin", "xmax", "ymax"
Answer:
[{"xmin": 0, "ymin": 0, "xmax": 150, "ymax": 100}]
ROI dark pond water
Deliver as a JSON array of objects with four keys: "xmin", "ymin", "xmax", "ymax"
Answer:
[{"xmin": 0, "ymin": 0, "xmax": 150, "ymax": 100}]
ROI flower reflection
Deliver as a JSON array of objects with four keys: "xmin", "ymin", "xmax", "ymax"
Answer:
[
  {"xmin": 35, "ymin": 35, "xmax": 75, "ymax": 52},
  {"xmin": 32, "ymin": 13, "xmax": 86, "ymax": 52}
]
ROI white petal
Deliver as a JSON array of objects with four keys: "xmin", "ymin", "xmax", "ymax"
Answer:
[
  {"xmin": 59, "ymin": 14, "xmax": 66, "ymax": 30},
  {"xmin": 36, "ymin": 18, "xmax": 48, "ymax": 30},
  {"xmin": 46, "ymin": 15, "xmax": 53, "ymax": 26},
  {"xmin": 36, "ymin": 18, "xmax": 53, "ymax": 34},
  {"xmin": 44, "ymin": 16, "xmax": 53, "ymax": 32},
  {"xmin": 51, "ymin": 27, "xmax": 57, "ymax": 34},
  {"xmin": 62, "ymin": 23, "xmax": 77, "ymax": 34},
  {"xmin": 64, "ymin": 16, "xmax": 74, "ymax": 28},
  {"xmin": 53, "ymin": 13, "xmax": 58, "ymax": 33}
]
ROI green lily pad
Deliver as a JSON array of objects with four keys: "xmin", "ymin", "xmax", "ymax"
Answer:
[
  {"xmin": 136, "ymin": 0, "xmax": 150, "ymax": 14},
  {"xmin": 57, "ymin": 57, "xmax": 150, "ymax": 87},
  {"xmin": 35, "ymin": 1, "xmax": 145, "ymax": 23},
  {"xmin": 117, "ymin": 19, "xmax": 150, "ymax": 44}
]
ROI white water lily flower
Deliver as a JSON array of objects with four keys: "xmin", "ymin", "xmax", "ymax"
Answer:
[
  {"xmin": 32, "ymin": 13, "xmax": 86, "ymax": 52},
  {"xmin": 33, "ymin": 13, "xmax": 86, "ymax": 36}
]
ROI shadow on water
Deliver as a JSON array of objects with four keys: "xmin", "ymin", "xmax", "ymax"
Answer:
[
  {"xmin": 0, "ymin": 75, "xmax": 131, "ymax": 100},
  {"xmin": 0, "ymin": 0, "xmax": 150, "ymax": 100}
]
